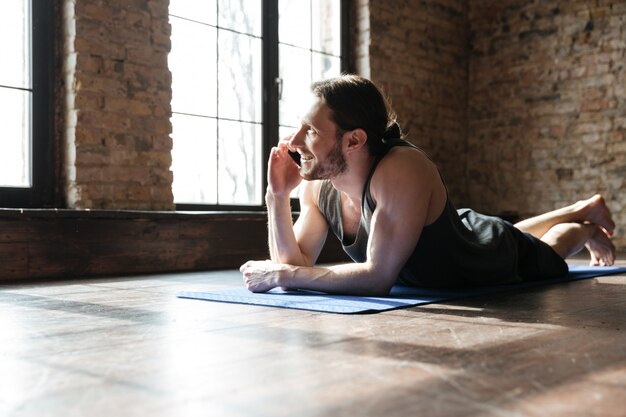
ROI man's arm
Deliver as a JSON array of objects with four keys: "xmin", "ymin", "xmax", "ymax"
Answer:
[
  {"xmin": 267, "ymin": 180, "xmax": 329, "ymax": 266},
  {"xmin": 264, "ymin": 143, "xmax": 329, "ymax": 266},
  {"xmin": 242, "ymin": 149, "xmax": 442, "ymax": 295}
]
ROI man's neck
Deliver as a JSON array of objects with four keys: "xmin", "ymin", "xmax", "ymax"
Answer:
[{"xmin": 330, "ymin": 153, "xmax": 377, "ymax": 203}]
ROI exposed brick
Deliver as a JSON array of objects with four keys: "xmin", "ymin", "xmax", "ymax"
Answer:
[
  {"xmin": 63, "ymin": 0, "xmax": 173, "ymax": 210},
  {"xmin": 467, "ymin": 0, "xmax": 626, "ymax": 249},
  {"xmin": 354, "ymin": 0, "xmax": 469, "ymax": 204}
]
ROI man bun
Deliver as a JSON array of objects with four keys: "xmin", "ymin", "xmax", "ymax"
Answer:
[{"xmin": 383, "ymin": 121, "xmax": 402, "ymax": 140}]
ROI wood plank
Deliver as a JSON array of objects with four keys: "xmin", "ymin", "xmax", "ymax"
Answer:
[
  {"xmin": 0, "ymin": 218, "xmax": 31, "ymax": 242},
  {"xmin": 0, "ymin": 242, "xmax": 28, "ymax": 275},
  {"xmin": 0, "ymin": 263, "xmax": 625, "ymax": 416}
]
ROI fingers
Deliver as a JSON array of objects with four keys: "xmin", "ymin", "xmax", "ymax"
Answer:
[
  {"xmin": 279, "ymin": 132, "xmax": 299, "ymax": 153},
  {"xmin": 269, "ymin": 145, "xmax": 288, "ymax": 160},
  {"xmin": 268, "ymin": 146, "xmax": 285, "ymax": 167},
  {"xmin": 240, "ymin": 259, "xmax": 270, "ymax": 272},
  {"xmin": 242, "ymin": 271, "xmax": 268, "ymax": 293},
  {"xmin": 277, "ymin": 142, "xmax": 292, "ymax": 153},
  {"xmin": 240, "ymin": 260, "xmax": 279, "ymax": 293},
  {"xmin": 240, "ymin": 261, "xmax": 251, "ymax": 273},
  {"xmin": 271, "ymin": 131, "xmax": 298, "ymax": 159},
  {"xmin": 240, "ymin": 262, "xmax": 257, "ymax": 291},
  {"xmin": 279, "ymin": 133, "xmax": 295, "ymax": 147},
  {"xmin": 269, "ymin": 145, "xmax": 300, "ymax": 173}
]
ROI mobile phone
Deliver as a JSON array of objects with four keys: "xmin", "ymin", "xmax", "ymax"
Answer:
[{"xmin": 288, "ymin": 150, "xmax": 301, "ymax": 166}]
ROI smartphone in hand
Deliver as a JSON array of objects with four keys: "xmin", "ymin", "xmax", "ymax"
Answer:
[{"xmin": 288, "ymin": 150, "xmax": 301, "ymax": 166}]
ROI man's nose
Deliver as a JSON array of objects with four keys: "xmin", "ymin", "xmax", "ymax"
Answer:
[{"xmin": 288, "ymin": 129, "xmax": 305, "ymax": 149}]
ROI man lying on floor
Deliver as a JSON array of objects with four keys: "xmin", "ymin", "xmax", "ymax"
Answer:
[{"xmin": 240, "ymin": 75, "xmax": 616, "ymax": 296}]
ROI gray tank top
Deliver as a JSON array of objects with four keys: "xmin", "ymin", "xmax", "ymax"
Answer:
[{"xmin": 317, "ymin": 138, "xmax": 532, "ymax": 288}]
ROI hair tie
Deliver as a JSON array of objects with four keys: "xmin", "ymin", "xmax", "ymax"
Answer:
[{"xmin": 383, "ymin": 122, "xmax": 402, "ymax": 140}]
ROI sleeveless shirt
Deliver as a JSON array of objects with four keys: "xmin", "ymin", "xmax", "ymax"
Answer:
[{"xmin": 317, "ymin": 138, "xmax": 568, "ymax": 288}]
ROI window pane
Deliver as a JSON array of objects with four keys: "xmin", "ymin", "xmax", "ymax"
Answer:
[
  {"xmin": 218, "ymin": 31, "xmax": 262, "ymax": 123},
  {"xmin": 312, "ymin": 0, "xmax": 341, "ymax": 55},
  {"xmin": 169, "ymin": 17, "xmax": 217, "ymax": 117},
  {"xmin": 218, "ymin": 0, "xmax": 262, "ymax": 37},
  {"xmin": 0, "ymin": 89, "xmax": 31, "ymax": 187},
  {"xmin": 218, "ymin": 120, "xmax": 262, "ymax": 205},
  {"xmin": 169, "ymin": 0, "xmax": 216, "ymax": 25},
  {"xmin": 279, "ymin": 0, "xmax": 311, "ymax": 49},
  {"xmin": 169, "ymin": 1, "xmax": 344, "ymax": 207},
  {"xmin": 279, "ymin": 45, "xmax": 311, "ymax": 127},
  {"xmin": 171, "ymin": 114, "xmax": 217, "ymax": 204},
  {"xmin": 312, "ymin": 52, "xmax": 341, "ymax": 83},
  {"xmin": 278, "ymin": 126, "xmax": 294, "ymax": 142},
  {"xmin": 0, "ymin": 0, "xmax": 30, "ymax": 89}
]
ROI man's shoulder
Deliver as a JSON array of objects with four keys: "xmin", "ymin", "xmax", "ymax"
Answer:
[
  {"xmin": 370, "ymin": 145, "xmax": 440, "ymax": 198},
  {"xmin": 378, "ymin": 144, "xmax": 434, "ymax": 174},
  {"xmin": 300, "ymin": 179, "xmax": 327, "ymax": 194},
  {"xmin": 299, "ymin": 179, "xmax": 330, "ymax": 207}
]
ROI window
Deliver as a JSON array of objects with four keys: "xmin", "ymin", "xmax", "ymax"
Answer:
[
  {"xmin": 0, "ymin": 0, "xmax": 54, "ymax": 208},
  {"xmin": 169, "ymin": 0, "xmax": 348, "ymax": 209},
  {"xmin": 278, "ymin": 0, "xmax": 343, "ymax": 135}
]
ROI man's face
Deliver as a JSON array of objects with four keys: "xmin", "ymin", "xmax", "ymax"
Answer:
[{"xmin": 290, "ymin": 96, "xmax": 347, "ymax": 181}]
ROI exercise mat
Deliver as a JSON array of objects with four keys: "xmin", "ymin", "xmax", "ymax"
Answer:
[{"xmin": 177, "ymin": 264, "xmax": 626, "ymax": 314}]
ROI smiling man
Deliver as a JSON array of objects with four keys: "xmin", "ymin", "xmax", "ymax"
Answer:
[{"xmin": 240, "ymin": 75, "xmax": 616, "ymax": 295}]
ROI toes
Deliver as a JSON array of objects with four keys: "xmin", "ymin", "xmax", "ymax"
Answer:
[
  {"xmin": 589, "ymin": 251, "xmax": 600, "ymax": 266},
  {"xmin": 607, "ymin": 253, "xmax": 616, "ymax": 266}
]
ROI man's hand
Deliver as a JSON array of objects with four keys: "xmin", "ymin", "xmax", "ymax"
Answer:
[
  {"xmin": 240, "ymin": 260, "xmax": 294, "ymax": 293},
  {"xmin": 267, "ymin": 139, "xmax": 302, "ymax": 198}
]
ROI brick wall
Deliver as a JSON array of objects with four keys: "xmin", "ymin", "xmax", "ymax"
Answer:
[
  {"xmin": 62, "ymin": 0, "xmax": 173, "ymax": 210},
  {"xmin": 354, "ymin": 0, "xmax": 625, "ymax": 249},
  {"xmin": 56, "ymin": 0, "xmax": 625, "ymax": 247},
  {"xmin": 352, "ymin": 0, "xmax": 470, "ymax": 205},
  {"xmin": 351, "ymin": 0, "xmax": 371, "ymax": 79},
  {"xmin": 468, "ymin": 0, "xmax": 626, "ymax": 248}
]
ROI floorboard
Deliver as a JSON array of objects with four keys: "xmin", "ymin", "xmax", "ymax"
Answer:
[{"xmin": 1, "ymin": 258, "xmax": 625, "ymax": 417}]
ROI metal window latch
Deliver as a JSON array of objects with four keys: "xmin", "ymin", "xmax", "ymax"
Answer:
[{"xmin": 275, "ymin": 77, "xmax": 283, "ymax": 100}]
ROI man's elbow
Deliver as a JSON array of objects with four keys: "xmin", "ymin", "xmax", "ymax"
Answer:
[
  {"xmin": 273, "ymin": 252, "xmax": 312, "ymax": 267},
  {"xmin": 360, "ymin": 279, "xmax": 394, "ymax": 297},
  {"xmin": 276, "ymin": 257, "xmax": 314, "ymax": 267},
  {"xmin": 362, "ymin": 265, "xmax": 397, "ymax": 296},
  {"xmin": 359, "ymin": 288, "xmax": 390, "ymax": 297}
]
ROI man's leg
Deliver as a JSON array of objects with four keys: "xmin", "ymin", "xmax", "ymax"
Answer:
[
  {"xmin": 540, "ymin": 222, "xmax": 616, "ymax": 266},
  {"xmin": 514, "ymin": 194, "xmax": 615, "ymax": 238}
]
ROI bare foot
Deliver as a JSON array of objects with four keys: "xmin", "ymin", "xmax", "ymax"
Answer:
[
  {"xmin": 585, "ymin": 226, "xmax": 616, "ymax": 266},
  {"xmin": 578, "ymin": 194, "xmax": 615, "ymax": 237}
]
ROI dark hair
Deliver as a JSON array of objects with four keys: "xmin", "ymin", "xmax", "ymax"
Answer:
[{"xmin": 311, "ymin": 74, "xmax": 402, "ymax": 155}]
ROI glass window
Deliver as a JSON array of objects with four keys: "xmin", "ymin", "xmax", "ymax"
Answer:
[
  {"xmin": 169, "ymin": 0, "xmax": 263, "ymax": 206},
  {"xmin": 0, "ymin": 0, "xmax": 32, "ymax": 188},
  {"xmin": 0, "ymin": 0, "xmax": 54, "ymax": 208},
  {"xmin": 279, "ymin": 0, "xmax": 342, "ymax": 130},
  {"xmin": 169, "ymin": 17, "xmax": 217, "ymax": 118},
  {"xmin": 169, "ymin": 0, "xmax": 346, "ymax": 208}
]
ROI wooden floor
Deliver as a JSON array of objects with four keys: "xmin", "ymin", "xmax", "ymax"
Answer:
[{"xmin": 1, "ymin": 257, "xmax": 626, "ymax": 417}]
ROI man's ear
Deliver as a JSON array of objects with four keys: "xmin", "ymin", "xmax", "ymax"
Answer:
[{"xmin": 345, "ymin": 128, "xmax": 368, "ymax": 154}]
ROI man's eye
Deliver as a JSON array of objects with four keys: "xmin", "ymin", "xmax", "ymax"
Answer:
[{"xmin": 307, "ymin": 129, "xmax": 317, "ymax": 136}]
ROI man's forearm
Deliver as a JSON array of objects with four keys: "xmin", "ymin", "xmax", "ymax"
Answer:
[
  {"xmin": 277, "ymin": 262, "xmax": 394, "ymax": 296},
  {"xmin": 266, "ymin": 193, "xmax": 308, "ymax": 265}
]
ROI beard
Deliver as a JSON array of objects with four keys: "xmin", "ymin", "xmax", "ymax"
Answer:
[{"xmin": 299, "ymin": 140, "xmax": 347, "ymax": 181}]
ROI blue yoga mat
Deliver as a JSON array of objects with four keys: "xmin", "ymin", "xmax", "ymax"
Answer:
[{"xmin": 177, "ymin": 264, "xmax": 626, "ymax": 314}]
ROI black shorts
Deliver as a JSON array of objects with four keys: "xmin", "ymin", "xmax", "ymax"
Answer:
[{"xmin": 515, "ymin": 229, "xmax": 569, "ymax": 280}]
